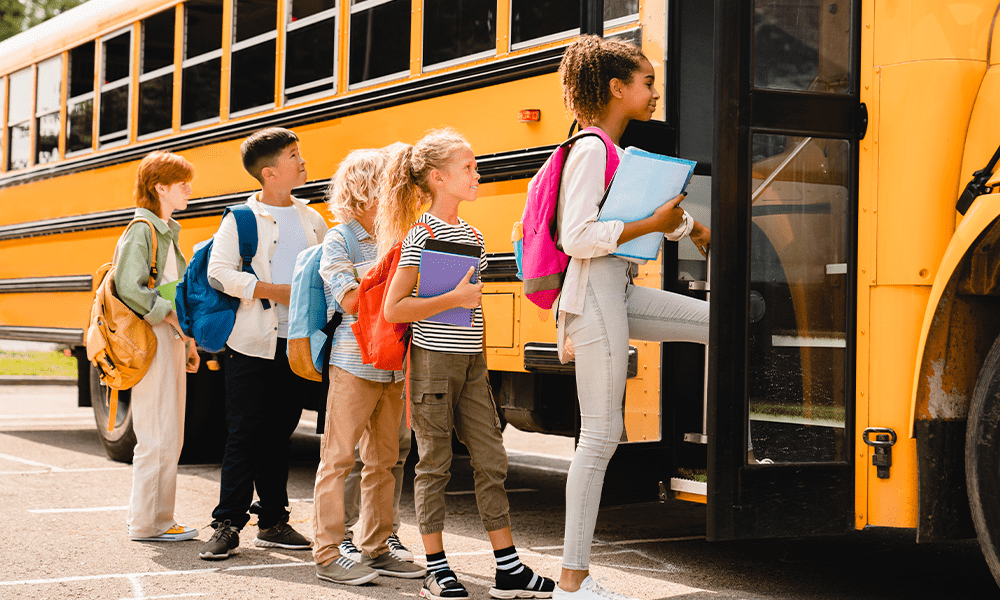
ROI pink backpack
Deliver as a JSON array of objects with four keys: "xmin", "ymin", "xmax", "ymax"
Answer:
[{"xmin": 512, "ymin": 127, "xmax": 620, "ymax": 309}]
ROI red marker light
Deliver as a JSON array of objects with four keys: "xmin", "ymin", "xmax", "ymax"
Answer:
[{"xmin": 518, "ymin": 109, "xmax": 541, "ymax": 122}]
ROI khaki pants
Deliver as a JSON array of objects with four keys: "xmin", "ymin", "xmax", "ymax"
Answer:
[
  {"xmin": 344, "ymin": 407, "xmax": 411, "ymax": 535},
  {"xmin": 128, "ymin": 320, "xmax": 186, "ymax": 538},
  {"xmin": 313, "ymin": 366, "xmax": 404, "ymax": 564},
  {"xmin": 408, "ymin": 345, "xmax": 510, "ymax": 535}
]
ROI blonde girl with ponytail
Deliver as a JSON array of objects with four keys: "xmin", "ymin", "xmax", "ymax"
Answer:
[{"xmin": 379, "ymin": 128, "xmax": 556, "ymax": 600}]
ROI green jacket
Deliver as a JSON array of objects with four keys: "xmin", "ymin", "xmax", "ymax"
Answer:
[{"xmin": 112, "ymin": 208, "xmax": 186, "ymax": 325}]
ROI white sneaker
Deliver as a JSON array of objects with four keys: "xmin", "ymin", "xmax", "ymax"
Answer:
[
  {"xmin": 339, "ymin": 536, "xmax": 363, "ymax": 562},
  {"xmin": 553, "ymin": 576, "xmax": 638, "ymax": 600}
]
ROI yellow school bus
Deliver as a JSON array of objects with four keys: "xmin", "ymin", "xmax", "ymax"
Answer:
[{"xmin": 5, "ymin": 0, "xmax": 1000, "ymax": 586}]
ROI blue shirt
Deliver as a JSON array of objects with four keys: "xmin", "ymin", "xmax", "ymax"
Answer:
[{"xmin": 318, "ymin": 220, "xmax": 403, "ymax": 383}]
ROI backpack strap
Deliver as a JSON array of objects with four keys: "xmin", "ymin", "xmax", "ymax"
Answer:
[
  {"xmin": 334, "ymin": 222, "xmax": 363, "ymax": 265},
  {"xmin": 568, "ymin": 127, "xmax": 620, "ymax": 191},
  {"xmin": 224, "ymin": 204, "xmax": 270, "ymax": 309},
  {"xmin": 115, "ymin": 218, "xmax": 160, "ymax": 289}
]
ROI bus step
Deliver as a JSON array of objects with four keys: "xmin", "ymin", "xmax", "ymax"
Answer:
[
  {"xmin": 684, "ymin": 432, "xmax": 707, "ymax": 444},
  {"xmin": 669, "ymin": 477, "xmax": 707, "ymax": 504}
]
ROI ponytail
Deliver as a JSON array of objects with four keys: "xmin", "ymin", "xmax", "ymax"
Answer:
[{"xmin": 374, "ymin": 128, "xmax": 472, "ymax": 258}]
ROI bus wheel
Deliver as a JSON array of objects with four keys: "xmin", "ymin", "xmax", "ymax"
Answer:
[
  {"xmin": 89, "ymin": 364, "xmax": 137, "ymax": 463},
  {"xmin": 966, "ymin": 333, "xmax": 1000, "ymax": 586}
]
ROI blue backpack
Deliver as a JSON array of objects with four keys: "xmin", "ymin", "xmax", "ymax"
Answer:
[
  {"xmin": 175, "ymin": 205, "xmax": 268, "ymax": 353},
  {"xmin": 287, "ymin": 223, "xmax": 360, "ymax": 382}
]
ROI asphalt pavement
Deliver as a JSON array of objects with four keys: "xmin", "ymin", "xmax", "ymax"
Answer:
[{"xmin": 1, "ymin": 384, "xmax": 997, "ymax": 600}]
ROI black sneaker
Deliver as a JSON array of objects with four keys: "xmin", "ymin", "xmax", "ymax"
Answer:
[
  {"xmin": 199, "ymin": 521, "xmax": 239, "ymax": 561},
  {"xmin": 491, "ymin": 565, "xmax": 556, "ymax": 599},
  {"xmin": 421, "ymin": 569, "xmax": 469, "ymax": 599},
  {"xmin": 255, "ymin": 522, "xmax": 311, "ymax": 549}
]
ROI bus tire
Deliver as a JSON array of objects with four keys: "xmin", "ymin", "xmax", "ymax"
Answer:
[
  {"xmin": 966, "ymin": 332, "xmax": 1000, "ymax": 586},
  {"xmin": 89, "ymin": 364, "xmax": 137, "ymax": 463}
]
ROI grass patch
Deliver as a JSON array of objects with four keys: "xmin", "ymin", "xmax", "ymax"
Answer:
[{"xmin": 0, "ymin": 350, "xmax": 77, "ymax": 378}]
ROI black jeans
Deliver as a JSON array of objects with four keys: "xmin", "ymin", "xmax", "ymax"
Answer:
[{"xmin": 211, "ymin": 338, "xmax": 324, "ymax": 530}]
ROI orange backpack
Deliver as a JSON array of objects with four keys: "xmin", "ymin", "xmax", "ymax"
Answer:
[
  {"xmin": 351, "ymin": 222, "xmax": 433, "ymax": 371},
  {"xmin": 85, "ymin": 218, "xmax": 159, "ymax": 431}
]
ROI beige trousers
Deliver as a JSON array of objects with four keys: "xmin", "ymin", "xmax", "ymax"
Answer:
[
  {"xmin": 127, "ymin": 320, "xmax": 186, "ymax": 538},
  {"xmin": 313, "ymin": 366, "xmax": 404, "ymax": 564}
]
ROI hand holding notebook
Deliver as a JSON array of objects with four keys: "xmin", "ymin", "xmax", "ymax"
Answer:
[
  {"xmin": 598, "ymin": 147, "xmax": 697, "ymax": 261},
  {"xmin": 417, "ymin": 239, "xmax": 482, "ymax": 326}
]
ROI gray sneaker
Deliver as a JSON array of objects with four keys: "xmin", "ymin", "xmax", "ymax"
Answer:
[
  {"xmin": 316, "ymin": 556, "xmax": 379, "ymax": 586},
  {"xmin": 363, "ymin": 552, "xmax": 427, "ymax": 578},
  {"xmin": 255, "ymin": 522, "xmax": 311, "ymax": 549},
  {"xmin": 199, "ymin": 521, "xmax": 239, "ymax": 560}
]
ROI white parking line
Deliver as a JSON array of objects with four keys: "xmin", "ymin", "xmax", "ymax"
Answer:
[
  {"xmin": 121, "ymin": 594, "xmax": 205, "ymax": 600},
  {"xmin": 0, "ymin": 452, "xmax": 65, "ymax": 471},
  {"xmin": 0, "ymin": 413, "xmax": 89, "ymax": 419},
  {"xmin": 506, "ymin": 461, "xmax": 569, "ymax": 475},
  {"xmin": 0, "ymin": 466, "xmax": 129, "ymax": 475},
  {"xmin": 29, "ymin": 505, "xmax": 128, "ymax": 513},
  {"xmin": 446, "ymin": 488, "xmax": 537, "ymax": 496},
  {"xmin": 0, "ymin": 567, "xmax": 219, "ymax": 587}
]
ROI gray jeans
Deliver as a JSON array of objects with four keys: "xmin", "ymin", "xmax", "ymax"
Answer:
[{"xmin": 562, "ymin": 256, "xmax": 708, "ymax": 570}]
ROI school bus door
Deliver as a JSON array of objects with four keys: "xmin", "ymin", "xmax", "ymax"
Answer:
[{"xmin": 708, "ymin": 0, "xmax": 863, "ymax": 539}]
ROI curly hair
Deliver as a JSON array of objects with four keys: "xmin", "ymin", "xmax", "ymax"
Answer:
[
  {"xmin": 374, "ymin": 128, "xmax": 471, "ymax": 257},
  {"xmin": 559, "ymin": 34, "xmax": 646, "ymax": 126},
  {"xmin": 325, "ymin": 148, "xmax": 385, "ymax": 223},
  {"xmin": 134, "ymin": 151, "xmax": 194, "ymax": 215}
]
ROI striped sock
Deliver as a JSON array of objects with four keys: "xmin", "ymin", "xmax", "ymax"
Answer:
[
  {"xmin": 494, "ymin": 546, "xmax": 525, "ymax": 576},
  {"xmin": 426, "ymin": 551, "xmax": 457, "ymax": 584},
  {"xmin": 493, "ymin": 546, "xmax": 554, "ymax": 594}
]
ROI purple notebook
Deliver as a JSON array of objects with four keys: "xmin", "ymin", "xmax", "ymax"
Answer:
[{"xmin": 417, "ymin": 240, "xmax": 481, "ymax": 327}]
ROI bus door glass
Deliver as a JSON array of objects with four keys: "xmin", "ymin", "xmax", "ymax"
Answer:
[{"xmin": 709, "ymin": 0, "xmax": 860, "ymax": 540}]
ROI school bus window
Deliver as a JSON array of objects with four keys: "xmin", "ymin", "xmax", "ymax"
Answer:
[
  {"xmin": 510, "ymin": 0, "xmax": 578, "ymax": 48},
  {"xmin": 35, "ymin": 56, "xmax": 62, "ymax": 165},
  {"xmin": 284, "ymin": 1, "xmax": 338, "ymax": 103},
  {"xmin": 348, "ymin": 0, "xmax": 410, "ymax": 88},
  {"xmin": 139, "ymin": 9, "xmax": 176, "ymax": 139},
  {"xmin": 182, "ymin": 0, "xmax": 223, "ymax": 127},
  {"xmin": 291, "ymin": 0, "xmax": 337, "ymax": 20},
  {"xmin": 604, "ymin": 0, "xmax": 639, "ymax": 26},
  {"xmin": 230, "ymin": 0, "xmax": 277, "ymax": 116},
  {"xmin": 66, "ymin": 42, "xmax": 95, "ymax": 155},
  {"xmin": 99, "ymin": 30, "xmax": 131, "ymax": 148},
  {"xmin": 7, "ymin": 68, "xmax": 31, "ymax": 171},
  {"xmin": 753, "ymin": 0, "xmax": 852, "ymax": 94},
  {"xmin": 422, "ymin": 0, "xmax": 496, "ymax": 71}
]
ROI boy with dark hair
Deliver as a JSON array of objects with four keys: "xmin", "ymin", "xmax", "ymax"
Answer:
[{"xmin": 199, "ymin": 127, "xmax": 328, "ymax": 560}]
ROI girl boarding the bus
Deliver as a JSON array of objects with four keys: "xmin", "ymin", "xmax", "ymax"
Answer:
[
  {"xmin": 553, "ymin": 36, "xmax": 710, "ymax": 600},
  {"xmin": 115, "ymin": 151, "xmax": 201, "ymax": 542},
  {"xmin": 311, "ymin": 148, "xmax": 424, "ymax": 585},
  {"xmin": 379, "ymin": 129, "xmax": 556, "ymax": 600}
]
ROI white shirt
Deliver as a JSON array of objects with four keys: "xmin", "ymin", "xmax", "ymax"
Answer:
[
  {"xmin": 555, "ymin": 136, "xmax": 693, "ymax": 361},
  {"xmin": 206, "ymin": 193, "xmax": 328, "ymax": 359},
  {"xmin": 266, "ymin": 204, "xmax": 309, "ymax": 337}
]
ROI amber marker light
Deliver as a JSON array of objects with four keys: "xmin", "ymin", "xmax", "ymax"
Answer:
[{"xmin": 518, "ymin": 109, "xmax": 541, "ymax": 122}]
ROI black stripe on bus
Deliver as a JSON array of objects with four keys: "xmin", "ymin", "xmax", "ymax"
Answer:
[
  {"xmin": 0, "ymin": 145, "xmax": 552, "ymax": 242},
  {"xmin": 0, "ymin": 275, "xmax": 93, "ymax": 294},
  {"xmin": 0, "ymin": 47, "xmax": 564, "ymax": 192}
]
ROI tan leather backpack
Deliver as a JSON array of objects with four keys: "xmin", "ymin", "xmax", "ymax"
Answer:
[{"xmin": 85, "ymin": 218, "xmax": 159, "ymax": 430}]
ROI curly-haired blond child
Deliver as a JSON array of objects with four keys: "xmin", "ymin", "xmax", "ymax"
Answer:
[
  {"xmin": 380, "ymin": 128, "xmax": 555, "ymax": 600},
  {"xmin": 312, "ymin": 148, "xmax": 426, "ymax": 586}
]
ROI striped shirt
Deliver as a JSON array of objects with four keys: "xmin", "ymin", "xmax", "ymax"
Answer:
[
  {"xmin": 398, "ymin": 213, "xmax": 487, "ymax": 354},
  {"xmin": 319, "ymin": 220, "xmax": 403, "ymax": 383}
]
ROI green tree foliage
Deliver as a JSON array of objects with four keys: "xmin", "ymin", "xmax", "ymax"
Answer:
[{"xmin": 0, "ymin": 0, "xmax": 87, "ymax": 43}]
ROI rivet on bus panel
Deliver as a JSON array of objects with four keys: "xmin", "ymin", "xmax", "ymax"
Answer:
[
  {"xmin": 860, "ymin": 330, "xmax": 864, "ymax": 335},
  {"xmin": 861, "ymin": 268, "xmax": 866, "ymax": 273},
  {"xmin": 860, "ymin": 391, "xmax": 865, "ymax": 396}
]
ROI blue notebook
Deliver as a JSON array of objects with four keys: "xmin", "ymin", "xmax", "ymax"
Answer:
[
  {"xmin": 417, "ymin": 239, "xmax": 481, "ymax": 327},
  {"xmin": 598, "ymin": 147, "xmax": 697, "ymax": 261}
]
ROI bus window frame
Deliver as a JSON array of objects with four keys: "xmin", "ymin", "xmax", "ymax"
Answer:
[
  {"xmin": 347, "ymin": 0, "xmax": 411, "ymax": 91},
  {"xmin": 34, "ymin": 55, "xmax": 62, "ymax": 166},
  {"xmin": 137, "ymin": 9, "xmax": 178, "ymax": 142},
  {"xmin": 97, "ymin": 27, "xmax": 133, "ymax": 149},
  {"xmin": 420, "ymin": 0, "xmax": 498, "ymax": 74},
  {"xmin": 508, "ymin": 2, "xmax": 640, "ymax": 52},
  {"xmin": 181, "ymin": 0, "xmax": 224, "ymax": 131},
  {"xmin": 6, "ymin": 67, "xmax": 33, "ymax": 171},
  {"xmin": 282, "ymin": 4, "xmax": 339, "ymax": 105},
  {"xmin": 229, "ymin": 0, "xmax": 279, "ymax": 119},
  {"xmin": 1, "ymin": 75, "xmax": 6, "ymax": 173},
  {"xmin": 65, "ymin": 41, "xmax": 97, "ymax": 159}
]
